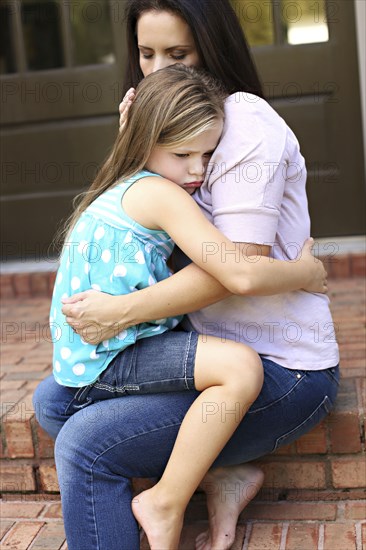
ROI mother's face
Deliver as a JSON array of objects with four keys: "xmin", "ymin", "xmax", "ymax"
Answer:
[{"xmin": 137, "ymin": 10, "xmax": 201, "ymax": 76}]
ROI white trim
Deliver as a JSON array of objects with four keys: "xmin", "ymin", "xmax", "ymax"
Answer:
[
  {"xmin": 315, "ymin": 235, "xmax": 365, "ymax": 255},
  {"xmin": 355, "ymin": 0, "xmax": 366, "ymax": 175},
  {"xmin": 0, "ymin": 260, "xmax": 59, "ymax": 274}
]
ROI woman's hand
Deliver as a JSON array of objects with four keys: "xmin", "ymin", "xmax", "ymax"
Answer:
[
  {"xmin": 298, "ymin": 238, "xmax": 328, "ymax": 293},
  {"xmin": 61, "ymin": 290, "xmax": 129, "ymax": 344},
  {"xmin": 119, "ymin": 88, "xmax": 135, "ymax": 132}
]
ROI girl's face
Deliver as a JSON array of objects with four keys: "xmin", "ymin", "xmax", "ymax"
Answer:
[
  {"xmin": 145, "ymin": 120, "xmax": 223, "ymax": 195},
  {"xmin": 137, "ymin": 10, "xmax": 200, "ymax": 76}
]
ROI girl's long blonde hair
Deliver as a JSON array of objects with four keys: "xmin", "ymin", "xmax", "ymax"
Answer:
[{"xmin": 61, "ymin": 65, "xmax": 226, "ymax": 245}]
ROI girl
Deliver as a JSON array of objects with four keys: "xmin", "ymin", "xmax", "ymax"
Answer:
[{"xmin": 34, "ymin": 2, "xmax": 338, "ymax": 549}]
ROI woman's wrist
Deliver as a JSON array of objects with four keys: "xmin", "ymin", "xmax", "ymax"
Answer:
[
  {"xmin": 114, "ymin": 285, "xmax": 171, "ymax": 328},
  {"xmin": 113, "ymin": 292, "xmax": 140, "ymax": 330}
]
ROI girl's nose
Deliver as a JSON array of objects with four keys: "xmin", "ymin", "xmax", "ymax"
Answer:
[{"xmin": 189, "ymin": 159, "xmax": 205, "ymax": 178}]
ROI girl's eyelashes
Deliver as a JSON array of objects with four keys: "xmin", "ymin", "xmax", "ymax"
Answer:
[{"xmin": 173, "ymin": 152, "xmax": 214, "ymax": 158}]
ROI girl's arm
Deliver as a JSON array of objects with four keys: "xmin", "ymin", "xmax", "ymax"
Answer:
[
  {"xmin": 62, "ymin": 181, "xmax": 326, "ymax": 343},
  {"xmin": 132, "ymin": 176, "xmax": 325, "ymax": 296}
]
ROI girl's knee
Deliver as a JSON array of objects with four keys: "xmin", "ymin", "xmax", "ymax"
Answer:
[{"xmin": 226, "ymin": 343, "xmax": 263, "ymax": 395}]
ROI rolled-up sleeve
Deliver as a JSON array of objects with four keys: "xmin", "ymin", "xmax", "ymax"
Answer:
[{"xmin": 207, "ymin": 93, "xmax": 289, "ymax": 244}]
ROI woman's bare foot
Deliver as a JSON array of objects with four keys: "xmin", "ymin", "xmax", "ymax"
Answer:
[
  {"xmin": 195, "ymin": 464, "xmax": 264, "ymax": 550},
  {"xmin": 132, "ymin": 487, "xmax": 184, "ymax": 549}
]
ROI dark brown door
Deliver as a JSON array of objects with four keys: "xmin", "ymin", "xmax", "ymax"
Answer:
[
  {"xmin": 1, "ymin": 1, "xmax": 364, "ymax": 261},
  {"xmin": 232, "ymin": 0, "xmax": 365, "ymax": 237},
  {"xmin": 0, "ymin": 0, "xmax": 127, "ymax": 260}
]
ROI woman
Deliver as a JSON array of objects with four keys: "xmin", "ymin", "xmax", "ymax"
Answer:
[{"xmin": 34, "ymin": 1, "xmax": 339, "ymax": 549}]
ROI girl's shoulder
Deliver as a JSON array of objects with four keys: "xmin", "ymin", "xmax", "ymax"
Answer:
[{"xmin": 122, "ymin": 169, "xmax": 162, "ymax": 187}]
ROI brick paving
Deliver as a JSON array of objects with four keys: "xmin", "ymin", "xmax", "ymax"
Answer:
[
  {"xmin": 1, "ymin": 499, "xmax": 365, "ymax": 549},
  {"xmin": 0, "ymin": 276, "xmax": 365, "ymax": 549}
]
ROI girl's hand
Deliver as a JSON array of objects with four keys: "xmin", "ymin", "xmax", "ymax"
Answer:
[
  {"xmin": 61, "ymin": 290, "xmax": 129, "ymax": 344},
  {"xmin": 119, "ymin": 88, "xmax": 135, "ymax": 132},
  {"xmin": 299, "ymin": 238, "xmax": 328, "ymax": 293}
]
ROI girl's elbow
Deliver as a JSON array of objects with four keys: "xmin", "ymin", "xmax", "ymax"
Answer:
[{"xmin": 226, "ymin": 275, "xmax": 254, "ymax": 296}]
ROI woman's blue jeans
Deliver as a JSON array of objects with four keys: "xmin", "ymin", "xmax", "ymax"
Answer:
[{"xmin": 33, "ymin": 360, "xmax": 339, "ymax": 550}]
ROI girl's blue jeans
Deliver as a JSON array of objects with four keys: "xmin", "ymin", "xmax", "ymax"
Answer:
[{"xmin": 33, "ymin": 360, "xmax": 339, "ymax": 550}]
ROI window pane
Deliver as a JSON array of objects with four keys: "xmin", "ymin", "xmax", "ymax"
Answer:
[
  {"xmin": 0, "ymin": 4, "xmax": 16, "ymax": 74},
  {"xmin": 230, "ymin": 0, "xmax": 275, "ymax": 46},
  {"xmin": 282, "ymin": 0, "xmax": 329, "ymax": 45},
  {"xmin": 70, "ymin": 0, "xmax": 115, "ymax": 66},
  {"xmin": 21, "ymin": 1, "xmax": 63, "ymax": 70}
]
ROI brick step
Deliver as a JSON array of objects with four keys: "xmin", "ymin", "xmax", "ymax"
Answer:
[
  {"xmin": 1, "ymin": 499, "xmax": 365, "ymax": 549},
  {"xmin": 1, "ymin": 279, "xmax": 365, "ymax": 497},
  {"xmin": 1, "ymin": 373, "xmax": 365, "ymax": 495}
]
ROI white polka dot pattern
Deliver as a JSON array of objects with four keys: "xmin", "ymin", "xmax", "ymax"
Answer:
[
  {"xmin": 113, "ymin": 265, "xmax": 127, "ymax": 277},
  {"xmin": 51, "ymin": 170, "xmax": 181, "ymax": 388},
  {"xmin": 61, "ymin": 347, "xmax": 71, "ymax": 359},
  {"xmin": 71, "ymin": 276, "xmax": 80, "ymax": 290},
  {"xmin": 94, "ymin": 226, "xmax": 105, "ymax": 240},
  {"xmin": 72, "ymin": 363, "xmax": 86, "ymax": 376},
  {"xmin": 102, "ymin": 249, "xmax": 111, "ymax": 263}
]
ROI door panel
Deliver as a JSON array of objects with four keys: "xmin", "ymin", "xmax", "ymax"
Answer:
[
  {"xmin": 1, "ymin": 67, "xmax": 122, "ymax": 124},
  {"xmin": 1, "ymin": 0, "xmax": 126, "ymax": 260},
  {"xmin": 2, "ymin": 118, "xmax": 116, "ymax": 196},
  {"xmin": 233, "ymin": 0, "xmax": 365, "ymax": 236},
  {"xmin": 272, "ymin": 97, "xmax": 329, "ymax": 162}
]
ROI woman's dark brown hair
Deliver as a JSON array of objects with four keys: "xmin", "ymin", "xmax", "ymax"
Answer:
[{"xmin": 123, "ymin": 0, "xmax": 264, "ymax": 98}]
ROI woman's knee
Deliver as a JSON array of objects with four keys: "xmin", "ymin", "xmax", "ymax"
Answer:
[
  {"xmin": 54, "ymin": 423, "xmax": 88, "ymax": 493},
  {"xmin": 54, "ymin": 406, "xmax": 131, "ymax": 482},
  {"xmin": 32, "ymin": 376, "xmax": 73, "ymax": 439},
  {"xmin": 33, "ymin": 378, "xmax": 54, "ymax": 429},
  {"xmin": 32, "ymin": 377, "xmax": 48, "ymax": 412}
]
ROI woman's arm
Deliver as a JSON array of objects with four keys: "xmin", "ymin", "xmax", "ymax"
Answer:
[
  {"xmin": 61, "ymin": 244, "xmax": 270, "ymax": 342},
  {"xmin": 63, "ymin": 244, "xmax": 262, "ymax": 326},
  {"xmin": 62, "ymin": 236, "xmax": 325, "ymax": 344},
  {"xmin": 62, "ymin": 262, "xmax": 230, "ymax": 342}
]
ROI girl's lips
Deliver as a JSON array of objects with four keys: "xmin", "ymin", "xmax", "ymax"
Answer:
[{"xmin": 184, "ymin": 181, "xmax": 203, "ymax": 188}]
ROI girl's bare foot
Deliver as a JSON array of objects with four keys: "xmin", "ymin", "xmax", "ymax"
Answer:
[
  {"xmin": 195, "ymin": 464, "xmax": 264, "ymax": 550},
  {"xmin": 132, "ymin": 487, "xmax": 184, "ymax": 549}
]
